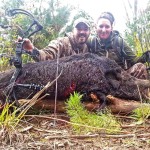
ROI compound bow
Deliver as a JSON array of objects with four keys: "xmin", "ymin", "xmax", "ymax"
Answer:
[{"xmin": 0, "ymin": 9, "xmax": 43, "ymax": 103}]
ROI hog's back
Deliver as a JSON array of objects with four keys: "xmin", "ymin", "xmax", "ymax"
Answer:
[{"xmin": 15, "ymin": 53, "xmax": 121, "ymax": 99}]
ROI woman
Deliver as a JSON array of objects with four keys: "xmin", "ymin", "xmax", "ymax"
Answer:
[{"xmin": 88, "ymin": 12, "xmax": 149, "ymax": 79}]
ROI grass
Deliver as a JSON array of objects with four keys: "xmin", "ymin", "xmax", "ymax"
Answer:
[
  {"xmin": 0, "ymin": 80, "xmax": 57, "ymax": 144},
  {"xmin": 0, "ymin": 103, "xmax": 20, "ymax": 128},
  {"xmin": 0, "ymin": 102, "xmax": 24, "ymax": 144},
  {"xmin": 65, "ymin": 92, "xmax": 121, "ymax": 134},
  {"xmin": 131, "ymin": 104, "xmax": 150, "ymax": 122},
  {"xmin": 0, "ymin": 90, "xmax": 149, "ymax": 148}
]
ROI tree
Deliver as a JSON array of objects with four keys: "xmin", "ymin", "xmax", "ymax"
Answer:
[
  {"xmin": 124, "ymin": 0, "xmax": 150, "ymax": 56},
  {"xmin": 0, "ymin": 0, "xmax": 92, "ymax": 70}
]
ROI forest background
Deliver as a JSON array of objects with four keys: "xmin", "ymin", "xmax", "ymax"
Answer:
[{"xmin": 0, "ymin": 0, "xmax": 150, "ymax": 70}]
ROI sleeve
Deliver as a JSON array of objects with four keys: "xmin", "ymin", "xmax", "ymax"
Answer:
[
  {"xmin": 112, "ymin": 35, "xmax": 138, "ymax": 67},
  {"xmin": 136, "ymin": 50, "xmax": 150, "ymax": 63},
  {"xmin": 32, "ymin": 37, "xmax": 69, "ymax": 61},
  {"xmin": 123, "ymin": 41, "xmax": 137, "ymax": 65}
]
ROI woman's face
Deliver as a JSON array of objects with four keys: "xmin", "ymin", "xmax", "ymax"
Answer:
[{"xmin": 96, "ymin": 18, "xmax": 112, "ymax": 40}]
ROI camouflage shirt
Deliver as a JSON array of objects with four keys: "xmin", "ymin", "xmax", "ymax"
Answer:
[
  {"xmin": 36, "ymin": 32, "xmax": 89, "ymax": 61},
  {"xmin": 87, "ymin": 31, "xmax": 138, "ymax": 69}
]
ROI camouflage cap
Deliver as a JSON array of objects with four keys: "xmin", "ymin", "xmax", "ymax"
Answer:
[{"xmin": 73, "ymin": 17, "xmax": 90, "ymax": 28}]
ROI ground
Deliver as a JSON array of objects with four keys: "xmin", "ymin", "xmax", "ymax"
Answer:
[{"xmin": 0, "ymin": 111, "xmax": 150, "ymax": 150}]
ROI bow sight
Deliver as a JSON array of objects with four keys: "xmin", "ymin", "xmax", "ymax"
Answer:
[{"xmin": 0, "ymin": 9, "xmax": 43, "ymax": 102}]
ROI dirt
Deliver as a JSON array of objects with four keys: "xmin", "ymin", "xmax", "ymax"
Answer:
[{"xmin": 0, "ymin": 112, "xmax": 150, "ymax": 150}]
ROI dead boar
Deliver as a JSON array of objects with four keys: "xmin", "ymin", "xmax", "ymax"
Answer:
[{"xmin": 0, "ymin": 53, "xmax": 149, "ymax": 107}]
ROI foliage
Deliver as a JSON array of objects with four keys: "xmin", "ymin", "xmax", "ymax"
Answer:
[
  {"xmin": 0, "ymin": 102, "xmax": 23, "ymax": 144},
  {"xmin": 65, "ymin": 92, "xmax": 121, "ymax": 134},
  {"xmin": 131, "ymin": 104, "xmax": 150, "ymax": 122},
  {"xmin": 0, "ymin": 0, "xmax": 92, "ymax": 71},
  {"xmin": 59, "ymin": 9, "xmax": 94, "ymax": 36},
  {"xmin": 0, "ymin": 79, "xmax": 58, "ymax": 144},
  {"xmin": 31, "ymin": 0, "xmax": 74, "ymax": 48},
  {"xmin": 0, "ymin": 103, "xmax": 20, "ymax": 128},
  {"xmin": 124, "ymin": 0, "xmax": 150, "ymax": 56}
]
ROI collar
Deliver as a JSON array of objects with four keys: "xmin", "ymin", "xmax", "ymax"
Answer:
[{"xmin": 65, "ymin": 32, "xmax": 85, "ymax": 52}]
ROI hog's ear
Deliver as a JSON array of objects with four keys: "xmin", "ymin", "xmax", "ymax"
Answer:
[
  {"xmin": 108, "ymin": 79, "xmax": 120, "ymax": 90},
  {"xmin": 105, "ymin": 72, "xmax": 121, "ymax": 89}
]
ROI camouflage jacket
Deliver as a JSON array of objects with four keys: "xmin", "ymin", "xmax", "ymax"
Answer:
[
  {"xmin": 87, "ymin": 31, "xmax": 138, "ymax": 69},
  {"xmin": 36, "ymin": 32, "xmax": 89, "ymax": 61}
]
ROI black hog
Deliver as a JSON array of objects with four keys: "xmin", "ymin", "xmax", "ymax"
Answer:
[{"xmin": 0, "ymin": 53, "xmax": 149, "ymax": 107}]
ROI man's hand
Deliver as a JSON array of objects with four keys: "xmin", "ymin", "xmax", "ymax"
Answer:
[
  {"xmin": 127, "ymin": 63, "xmax": 148, "ymax": 79},
  {"xmin": 18, "ymin": 37, "xmax": 34, "ymax": 52}
]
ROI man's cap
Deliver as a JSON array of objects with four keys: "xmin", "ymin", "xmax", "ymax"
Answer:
[{"xmin": 73, "ymin": 17, "xmax": 90, "ymax": 28}]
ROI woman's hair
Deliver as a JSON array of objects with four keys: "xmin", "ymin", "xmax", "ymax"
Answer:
[{"xmin": 96, "ymin": 12, "xmax": 115, "ymax": 25}]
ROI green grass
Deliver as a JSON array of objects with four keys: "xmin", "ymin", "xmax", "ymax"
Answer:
[
  {"xmin": 65, "ymin": 92, "xmax": 121, "ymax": 134},
  {"xmin": 131, "ymin": 104, "xmax": 150, "ymax": 122},
  {"xmin": 0, "ymin": 103, "xmax": 20, "ymax": 128}
]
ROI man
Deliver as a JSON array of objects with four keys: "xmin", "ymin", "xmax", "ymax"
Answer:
[{"xmin": 22, "ymin": 17, "xmax": 90, "ymax": 61}]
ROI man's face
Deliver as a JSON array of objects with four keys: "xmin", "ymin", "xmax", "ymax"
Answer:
[
  {"xmin": 96, "ymin": 18, "xmax": 112, "ymax": 40},
  {"xmin": 73, "ymin": 23, "xmax": 90, "ymax": 44}
]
